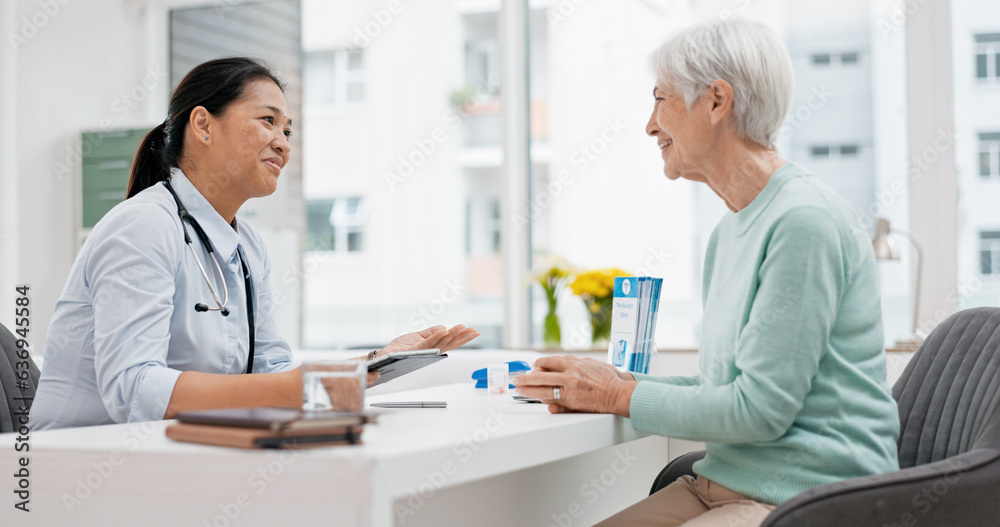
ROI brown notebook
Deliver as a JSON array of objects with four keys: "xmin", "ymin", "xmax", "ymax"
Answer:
[
  {"xmin": 165, "ymin": 422, "xmax": 364, "ymax": 449},
  {"xmin": 175, "ymin": 407, "xmax": 369, "ymax": 432}
]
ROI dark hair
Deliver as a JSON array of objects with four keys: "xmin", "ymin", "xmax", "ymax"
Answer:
[{"xmin": 126, "ymin": 57, "xmax": 285, "ymax": 198}]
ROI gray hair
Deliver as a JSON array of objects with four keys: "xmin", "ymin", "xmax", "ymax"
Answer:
[{"xmin": 649, "ymin": 18, "xmax": 794, "ymax": 149}]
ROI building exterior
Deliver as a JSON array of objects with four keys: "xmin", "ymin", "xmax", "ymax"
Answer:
[{"xmin": 954, "ymin": 0, "xmax": 1000, "ymax": 312}]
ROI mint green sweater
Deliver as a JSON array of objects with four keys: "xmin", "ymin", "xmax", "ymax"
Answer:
[{"xmin": 630, "ymin": 162, "xmax": 899, "ymax": 505}]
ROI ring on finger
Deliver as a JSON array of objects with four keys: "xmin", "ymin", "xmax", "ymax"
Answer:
[{"xmin": 553, "ymin": 387, "xmax": 561, "ymax": 401}]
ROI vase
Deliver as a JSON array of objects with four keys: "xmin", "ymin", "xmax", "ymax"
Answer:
[
  {"xmin": 541, "ymin": 286, "xmax": 562, "ymax": 348},
  {"xmin": 543, "ymin": 305, "xmax": 561, "ymax": 349},
  {"xmin": 589, "ymin": 297, "xmax": 613, "ymax": 348}
]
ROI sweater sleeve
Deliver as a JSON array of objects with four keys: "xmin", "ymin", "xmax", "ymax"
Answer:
[
  {"xmin": 632, "ymin": 372, "xmax": 700, "ymax": 387},
  {"xmin": 629, "ymin": 206, "xmax": 845, "ymax": 443}
]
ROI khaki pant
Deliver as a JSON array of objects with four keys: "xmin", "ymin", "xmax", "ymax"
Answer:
[{"xmin": 594, "ymin": 475, "xmax": 776, "ymax": 527}]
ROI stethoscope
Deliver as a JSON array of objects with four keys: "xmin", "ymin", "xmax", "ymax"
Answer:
[{"xmin": 162, "ymin": 179, "xmax": 256, "ymax": 374}]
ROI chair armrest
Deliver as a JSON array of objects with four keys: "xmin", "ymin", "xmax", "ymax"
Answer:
[
  {"xmin": 650, "ymin": 450, "xmax": 707, "ymax": 495},
  {"xmin": 763, "ymin": 449, "xmax": 1000, "ymax": 527}
]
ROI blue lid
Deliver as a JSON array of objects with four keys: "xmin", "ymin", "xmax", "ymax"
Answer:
[{"xmin": 471, "ymin": 360, "xmax": 532, "ymax": 380}]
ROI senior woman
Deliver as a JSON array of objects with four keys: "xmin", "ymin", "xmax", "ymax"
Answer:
[{"xmin": 514, "ymin": 19, "xmax": 899, "ymax": 527}]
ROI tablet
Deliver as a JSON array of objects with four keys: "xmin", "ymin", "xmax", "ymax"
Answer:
[{"xmin": 367, "ymin": 349, "xmax": 447, "ymax": 387}]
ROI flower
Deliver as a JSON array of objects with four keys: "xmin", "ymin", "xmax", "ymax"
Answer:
[
  {"xmin": 569, "ymin": 268, "xmax": 630, "ymax": 301},
  {"xmin": 531, "ymin": 255, "xmax": 575, "ymax": 302},
  {"xmin": 569, "ymin": 268, "xmax": 631, "ymax": 345}
]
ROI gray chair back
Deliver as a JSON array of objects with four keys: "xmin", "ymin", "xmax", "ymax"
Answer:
[
  {"xmin": 893, "ymin": 306, "xmax": 1000, "ymax": 465},
  {"xmin": 0, "ymin": 322, "xmax": 41, "ymax": 433},
  {"xmin": 756, "ymin": 307, "xmax": 1000, "ymax": 526}
]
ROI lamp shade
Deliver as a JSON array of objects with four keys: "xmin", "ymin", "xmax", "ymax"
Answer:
[{"xmin": 872, "ymin": 218, "xmax": 899, "ymax": 260}]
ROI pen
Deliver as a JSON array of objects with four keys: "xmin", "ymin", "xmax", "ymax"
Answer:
[{"xmin": 370, "ymin": 401, "xmax": 447, "ymax": 408}]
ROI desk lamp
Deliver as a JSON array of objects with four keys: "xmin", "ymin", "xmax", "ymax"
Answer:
[{"xmin": 872, "ymin": 217, "xmax": 924, "ymax": 348}]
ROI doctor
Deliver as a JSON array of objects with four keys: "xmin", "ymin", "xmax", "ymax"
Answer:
[{"xmin": 31, "ymin": 57, "xmax": 479, "ymax": 430}]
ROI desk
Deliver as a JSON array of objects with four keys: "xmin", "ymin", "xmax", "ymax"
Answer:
[{"xmin": 3, "ymin": 384, "xmax": 670, "ymax": 526}]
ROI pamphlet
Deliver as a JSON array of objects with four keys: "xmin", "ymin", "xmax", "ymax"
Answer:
[{"xmin": 607, "ymin": 276, "xmax": 662, "ymax": 374}]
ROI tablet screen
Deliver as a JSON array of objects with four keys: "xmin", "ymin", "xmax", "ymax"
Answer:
[{"xmin": 367, "ymin": 349, "xmax": 447, "ymax": 387}]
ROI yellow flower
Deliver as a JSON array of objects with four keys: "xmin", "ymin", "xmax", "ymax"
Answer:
[{"xmin": 570, "ymin": 268, "xmax": 631, "ymax": 300}]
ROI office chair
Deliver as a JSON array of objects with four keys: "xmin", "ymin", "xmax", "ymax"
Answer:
[
  {"xmin": 649, "ymin": 307, "xmax": 1000, "ymax": 526},
  {"xmin": 0, "ymin": 322, "xmax": 40, "ymax": 433}
]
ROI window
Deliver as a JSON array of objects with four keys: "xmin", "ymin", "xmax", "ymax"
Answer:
[
  {"xmin": 810, "ymin": 144, "xmax": 860, "ymax": 159},
  {"xmin": 465, "ymin": 196, "xmax": 501, "ymax": 256},
  {"xmin": 458, "ymin": 13, "xmax": 502, "ymax": 147},
  {"xmin": 975, "ymin": 33, "xmax": 1000, "ymax": 82},
  {"xmin": 980, "ymin": 231, "xmax": 1000, "ymax": 275},
  {"xmin": 839, "ymin": 144, "xmax": 859, "ymax": 157},
  {"xmin": 810, "ymin": 145, "xmax": 831, "ymax": 157},
  {"xmin": 489, "ymin": 199, "xmax": 501, "ymax": 254},
  {"xmin": 300, "ymin": 5, "xmax": 512, "ymax": 350},
  {"xmin": 810, "ymin": 52, "xmax": 860, "ymax": 67},
  {"xmin": 811, "ymin": 53, "xmax": 831, "ymax": 66},
  {"xmin": 463, "ymin": 13, "xmax": 500, "ymax": 91},
  {"xmin": 306, "ymin": 197, "xmax": 366, "ymax": 253},
  {"xmin": 980, "ymin": 132, "xmax": 1000, "ymax": 178},
  {"xmin": 304, "ymin": 49, "xmax": 364, "ymax": 107},
  {"xmin": 465, "ymin": 41, "xmax": 500, "ymax": 91}
]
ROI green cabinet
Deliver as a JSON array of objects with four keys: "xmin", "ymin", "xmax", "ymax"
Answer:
[{"xmin": 80, "ymin": 128, "xmax": 147, "ymax": 229}]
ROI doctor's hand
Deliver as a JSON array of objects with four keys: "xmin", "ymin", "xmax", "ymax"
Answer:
[
  {"xmin": 513, "ymin": 355, "xmax": 637, "ymax": 416},
  {"xmin": 379, "ymin": 324, "xmax": 481, "ymax": 355}
]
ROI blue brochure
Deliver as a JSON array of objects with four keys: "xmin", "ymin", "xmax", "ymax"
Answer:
[{"xmin": 607, "ymin": 276, "xmax": 662, "ymax": 374}]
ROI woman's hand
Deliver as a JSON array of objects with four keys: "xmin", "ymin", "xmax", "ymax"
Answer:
[
  {"xmin": 349, "ymin": 325, "xmax": 479, "ymax": 386},
  {"xmin": 379, "ymin": 324, "xmax": 481, "ymax": 355},
  {"xmin": 513, "ymin": 355, "xmax": 637, "ymax": 416}
]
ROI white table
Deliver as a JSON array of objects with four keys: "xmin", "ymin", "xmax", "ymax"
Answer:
[
  {"xmin": 293, "ymin": 348, "xmax": 549, "ymax": 396},
  {"xmin": 2, "ymin": 384, "xmax": 671, "ymax": 526}
]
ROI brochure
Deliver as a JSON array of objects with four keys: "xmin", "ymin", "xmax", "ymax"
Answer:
[{"xmin": 607, "ymin": 276, "xmax": 662, "ymax": 374}]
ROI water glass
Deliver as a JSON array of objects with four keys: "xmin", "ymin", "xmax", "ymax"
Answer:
[{"xmin": 301, "ymin": 359, "xmax": 367, "ymax": 413}]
